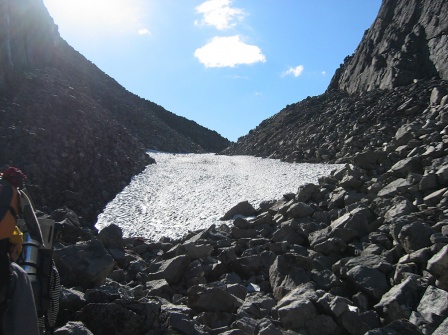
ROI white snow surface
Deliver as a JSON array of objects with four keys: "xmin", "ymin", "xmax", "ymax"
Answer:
[{"xmin": 95, "ymin": 152, "xmax": 340, "ymax": 241}]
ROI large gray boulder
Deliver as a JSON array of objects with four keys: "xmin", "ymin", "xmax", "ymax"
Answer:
[
  {"xmin": 269, "ymin": 254, "xmax": 313, "ymax": 300},
  {"xmin": 374, "ymin": 275, "xmax": 425, "ymax": 323},
  {"xmin": 54, "ymin": 322, "xmax": 94, "ymax": 335},
  {"xmin": 427, "ymin": 244, "xmax": 448, "ymax": 290},
  {"xmin": 187, "ymin": 284, "xmax": 243, "ymax": 313},
  {"xmin": 53, "ymin": 239, "xmax": 114, "ymax": 289},
  {"xmin": 221, "ymin": 201, "xmax": 257, "ymax": 220},
  {"xmin": 344, "ymin": 265, "xmax": 390, "ymax": 301},
  {"xmin": 146, "ymin": 254, "xmax": 190, "ymax": 284}
]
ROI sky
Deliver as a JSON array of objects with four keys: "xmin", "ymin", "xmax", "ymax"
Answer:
[{"xmin": 43, "ymin": 0, "xmax": 382, "ymax": 142}]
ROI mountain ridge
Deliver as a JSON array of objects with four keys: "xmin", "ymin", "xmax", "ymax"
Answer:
[
  {"xmin": 223, "ymin": 0, "xmax": 448, "ymax": 162},
  {"xmin": 0, "ymin": 0, "xmax": 230, "ymax": 224}
]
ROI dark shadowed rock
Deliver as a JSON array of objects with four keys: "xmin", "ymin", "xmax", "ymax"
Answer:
[
  {"xmin": 79, "ymin": 303, "xmax": 146, "ymax": 335},
  {"xmin": 98, "ymin": 224, "xmax": 124, "ymax": 249},
  {"xmin": 147, "ymin": 255, "xmax": 190, "ymax": 284},
  {"xmin": 365, "ymin": 319, "xmax": 424, "ymax": 335},
  {"xmin": 374, "ymin": 275, "xmax": 425, "ymax": 323},
  {"xmin": 53, "ymin": 239, "xmax": 114, "ymax": 289},
  {"xmin": 187, "ymin": 285, "xmax": 243, "ymax": 313},
  {"xmin": 54, "ymin": 321, "xmax": 93, "ymax": 335},
  {"xmin": 269, "ymin": 254, "xmax": 312, "ymax": 300},
  {"xmin": 221, "ymin": 201, "xmax": 257, "ymax": 220},
  {"xmin": 344, "ymin": 265, "xmax": 390, "ymax": 301}
]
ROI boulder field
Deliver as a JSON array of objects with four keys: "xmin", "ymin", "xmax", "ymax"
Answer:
[{"xmin": 47, "ymin": 86, "xmax": 448, "ymax": 334}]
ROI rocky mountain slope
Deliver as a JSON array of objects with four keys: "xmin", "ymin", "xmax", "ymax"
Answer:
[
  {"xmin": 0, "ymin": 0, "xmax": 230, "ymax": 224},
  {"xmin": 4, "ymin": 0, "xmax": 448, "ymax": 334},
  {"xmin": 223, "ymin": 0, "xmax": 448, "ymax": 162},
  {"xmin": 49, "ymin": 84, "xmax": 448, "ymax": 333}
]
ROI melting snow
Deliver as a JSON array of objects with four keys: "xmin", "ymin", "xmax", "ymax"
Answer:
[{"xmin": 95, "ymin": 152, "xmax": 340, "ymax": 241}]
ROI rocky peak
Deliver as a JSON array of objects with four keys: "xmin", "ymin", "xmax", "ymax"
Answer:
[
  {"xmin": 0, "ymin": 0, "xmax": 230, "ymax": 225},
  {"xmin": 0, "ymin": 0, "xmax": 60, "ymax": 92},
  {"xmin": 328, "ymin": 0, "xmax": 448, "ymax": 94}
]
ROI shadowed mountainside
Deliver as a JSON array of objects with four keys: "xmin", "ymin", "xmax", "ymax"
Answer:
[{"xmin": 0, "ymin": 0, "xmax": 230, "ymax": 224}]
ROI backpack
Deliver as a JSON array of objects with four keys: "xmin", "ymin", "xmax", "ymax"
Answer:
[
  {"xmin": 1, "ymin": 168, "xmax": 60, "ymax": 332},
  {"xmin": 0, "ymin": 179, "xmax": 19, "ymax": 240},
  {"xmin": 0, "ymin": 259, "xmax": 17, "ymax": 335},
  {"xmin": 0, "ymin": 179, "xmax": 19, "ymax": 334},
  {"xmin": 18, "ymin": 214, "xmax": 59, "ymax": 333}
]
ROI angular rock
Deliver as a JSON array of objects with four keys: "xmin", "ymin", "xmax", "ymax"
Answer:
[
  {"xmin": 79, "ymin": 303, "xmax": 146, "ymax": 335},
  {"xmin": 398, "ymin": 222, "xmax": 435, "ymax": 253},
  {"xmin": 275, "ymin": 298, "xmax": 317, "ymax": 331},
  {"xmin": 286, "ymin": 202, "xmax": 315, "ymax": 218},
  {"xmin": 365, "ymin": 319, "xmax": 424, "ymax": 335},
  {"xmin": 195, "ymin": 312, "xmax": 235, "ymax": 330},
  {"xmin": 98, "ymin": 224, "xmax": 124, "ymax": 250},
  {"xmin": 237, "ymin": 293, "xmax": 276, "ymax": 319},
  {"xmin": 415, "ymin": 285, "xmax": 448, "ymax": 330},
  {"xmin": 305, "ymin": 314, "xmax": 339, "ymax": 335},
  {"xmin": 338, "ymin": 310, "xmax": 372, "ymax": 335},
  {"xmin": 187, "ymin": 284, "xmax": 243, "ymax": 313},
  {"xmin": 147, "ymin": 255, "xmax": 190, "ymax": 284},
  {"xmin": 427, "ymin": 244, "xmax": 448, "ymax": 290},
  {"xmin": 231, "ymin": 316, "xmax": 257, "ymax": 334},
  {"xmin": 183, "ymin": 243, "xmax": 213, "ymax": 260},
  {"xmin": 166, "ymin": 312, "xmax": 208, "ymax": 335},
  {"xmin": 377, "ymin": 179, "xmax": 412, "ymax": 198},
  {"xmin": 331, "ymin": 208, "xmax": 369, "ymax": 237},
  {"xmin": 374, "ymin": 275, "xmax": 425, "ymax": 323},
  {"xmin": 221, "ymin": 201, "xmax": 257, "ymax": 220},
  {"xmin": 271, "ymin": 220, "xmax": 306, "ymax": 245},
  {"xmin": 344, "ymin": 265, "xmax": 390, "ymax": 301},
  {"xmin": 145, "ymin": 279, "xmax": 172, "ymax": 300},
  {"xmin": 388, "ymin": 157, "xmax": 423, "ymax": 178},
  {"xmin": 53, "ymin": 239, "xmax": 115, "ymax": 289},
  {"xmin": 433, "ymin": 317, "xmax": 448, "ymax": 335},
  {"xmin": 54, "ymin": 321, "xmax": 94, "ymax": 335},
  {"xmin": 269, "ymin": 254, "xmax": 312, "ymax": 299},
  {"xmin": 423, "ymin": 188, "xmax": 448, "ymax": 207},
  {"xmin": 316, "ymin": 293, "xmax": 353, "ymax": 318},
  {"xmin": 295, "ymin": 183, "xmax": 320, "ymax": 202}
]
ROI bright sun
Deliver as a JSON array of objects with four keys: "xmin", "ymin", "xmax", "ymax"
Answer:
[{"xmin": 43, "ymin": 0, "xmax": 148, "ymax": 35}]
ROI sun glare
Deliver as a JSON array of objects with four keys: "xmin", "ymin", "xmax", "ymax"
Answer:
[{"xmin": 43, "ymin": 0, "xmax": 149, "ymax": 35}]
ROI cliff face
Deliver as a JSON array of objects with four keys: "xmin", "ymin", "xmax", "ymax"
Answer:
[
  {"xmin": 0, "ymin": 0, "xmax": 59, "ymax": 90},
  {"xmin": 328, "ymin": 0, "xmax": 448, "ymax": 93},
  {"xmin": 0, "ymin": 0, "xmax": 230, "ymax": 224}
]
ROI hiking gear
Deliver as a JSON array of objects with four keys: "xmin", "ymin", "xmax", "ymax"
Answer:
[
  {"xmin": 0, "ymin": 179, "xmax": 19, "ymax": 240},
  {"xmin": 9, "ymin": 226, "xmax": 23, "ymax": 254},
  {"xmin": 1, "ymin": 167, "xmax": 27, "ymax": 190}
]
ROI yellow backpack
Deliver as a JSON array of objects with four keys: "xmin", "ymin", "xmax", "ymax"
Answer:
[{"xmin": 0, "ymin": 179, "xmax": 19, "ymax": 240}]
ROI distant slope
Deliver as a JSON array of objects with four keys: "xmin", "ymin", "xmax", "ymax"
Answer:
[{"xmin": 0, "ymin": 0, "xmax": 230, "ymax": 224}]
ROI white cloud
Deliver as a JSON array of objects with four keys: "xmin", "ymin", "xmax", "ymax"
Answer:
[
  {"xmin": 194, "ymin": 36, "xmax": 266, "ymax": 68},
  {"xmin": 282, "ymin": 65, "xmax": 304, "ymax": 77},
  {"xmin": 138, "ymin": 28, "xmax": 151, "ymax": 35},
  {"xmin": 321, "ymin": 71, "xmax": 326, "ymax": 76},
  {"xmin": 195, "ymin": 0, "xmax": 245, "ymax": 30}
]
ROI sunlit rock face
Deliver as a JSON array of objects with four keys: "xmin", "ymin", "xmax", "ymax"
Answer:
[
  {"xmin": 328, "ymin": 0, "xmax": 448, "ymax": 94},
  {"xmin": 0, "ymin": 0, "xmax": 60, "ymax": 91}
]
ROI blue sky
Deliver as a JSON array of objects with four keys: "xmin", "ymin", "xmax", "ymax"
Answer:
[{"xmin": 43, "ymin": 0, "xmax": 382, "ymax": 142}]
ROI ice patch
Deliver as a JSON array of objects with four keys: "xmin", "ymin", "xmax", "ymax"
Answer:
[{"xmin": 96, "ymin": 153, "xmax": 340, "ymax": 241}]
